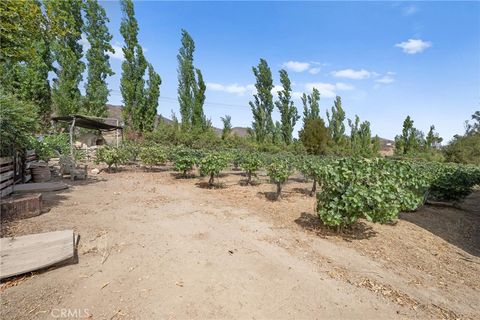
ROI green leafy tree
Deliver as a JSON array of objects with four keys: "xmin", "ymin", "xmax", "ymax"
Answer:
[
  {"xmin": 299, "ymin": 118, "xmax": 330, "ymax": 155},
  {"xmin": 139, "ymin": 145, "xmax": 167, "ymax": 170},
  {"xmin": 120, "ymin": 0, "xmax": 147, "ymax": 131},
  {"xmin": 465, "ymin": 111, "xmax": 480, "ymax": 135},
  {"xmin": 45, "ymin": 0, "xmax": 85, "ymax": 116},
  {"xmin": 83, "ymin": 0, "xmax": 115, "ymax": 117},
  {"xmin": 143, "ymin": 63, "xmax": 161, "ymax": 132},
  {"xmin": 240, "ymin": 152, "xmax": 263, "ymax": 185},
  {"xmin": 0, "ymin": 0, "xmax": 44, "ymax": 63},
  {"xmin": 221, "ymin": 115, "xmax": 232, "ymax": 140},
  {"xmin": 302, "ymin": 88, "xmax": 320, "ymax": 123},
  {"xmin": 266, "ymin": 158, "xmax": 293, "ymax": 200},
  {"xmin": 326, "ymin": 96, "xmax": 346, "ymax": 148},
  {"xmin": 275, "ymin": 69, "xmax": 299, "ymax": 145},
  {"xmin": 177, "ymin": 30, "xmax": 206, "ymax": 130},
  {"xmin": 200, "ymin": 152, "xmax": 230, "ymax": 187},
  {"xmin": 249, "ymin": 58, "xmax": 274, "ymax": 143},
  {"xmin": 0, "ymin": 90, "xmax": 38, "ymax": 155},
  {"xmin": 192, "ymin": 68, "xmax": 206, "ymax": 129},
  {"xmin": 425, "ymin": 125, "xmax": 443, "ymax": 149},
  {"xmin": 395, "ymin": 116, "xmax": 425, "ymax": 155}
]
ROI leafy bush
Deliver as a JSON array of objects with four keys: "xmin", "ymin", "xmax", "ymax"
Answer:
[
  {"xmin": 240, "ymin": 152, "xmax": 263, "ymax": 185},
  {"xmin": 33, "ymin": 133, "xmax": 70, "ymax": 161},
  {"xmin": 95, "ymin": 146, "xmax": 128, "ymax": 171},
  {"xmin": 316, "ymin": 158, "xmax": 429, "ymax": 228},
  {"xmin": 199, "ymin": 152, "xmax": 231, "ymax": 186},
  {"xmin": 169, "ymin": 147, "xmax": 200, "ymax": 177},
  {"xmin": 296, "ymin": 156, "xmax": 325, "ymax": 196},
  {"xmin": 139, "ymin": 145, "xmax": 167, "ymax": 169},
  {"xmin": 425, "ymin": 163, "xmax": 480, "ymax": 200},
  {"xmin": 266, "ymin": 157, "xmax": 293, "ymax": 200},
  {"xmin": 0, "ymin": 91, "xmax": 37, "ymax": 155}
]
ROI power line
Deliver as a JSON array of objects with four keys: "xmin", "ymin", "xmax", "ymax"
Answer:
[{"xmin": 108, "ymin": 92, "xmax": 251, "ymax": 109}]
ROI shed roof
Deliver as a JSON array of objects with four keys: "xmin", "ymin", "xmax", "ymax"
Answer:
[{"xmin": 51, "ymin": 115, "xmax": 123, "ymax": 131}]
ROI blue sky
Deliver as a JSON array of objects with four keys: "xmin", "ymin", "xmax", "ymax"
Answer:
[{"xmin": 90, "ymin": 1, "xmax": 480, "ymax": 141}]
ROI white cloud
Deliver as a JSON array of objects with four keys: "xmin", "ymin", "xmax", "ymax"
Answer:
[
  {"xmin": 282, "ymin": 60, "xmax": 311, "ymax": 72},
  {"xmin": 395, "ymin": 39, "xmax": 432, "ymax": 54},
  {"xmin": 403, "ymin": 5, "xmax": 418, "ymax": 16},
  {"xmin": 206, "ymin": 83, "xmax": 252, "ymax": 95},
  {"xmin": 331, "ymin": 69, "xmax": 372, "ymax": 80},
  {"xmin": 308, "ymin": 67, "xmax": 321, "ymax": 75},
  {"xmin": 271, "ymin": 85, "xmax": 283, "ymax": 95},
  {"xmin": 304, "ymin": 82, "xmax": 354, "ymax": 98},
  {"xmin": 335, "ymin": 82, "xmax": 354, "ymax": 91},
  {"xmin": 109, "ymin": 44, "xmax": 124, "ymax": 61}
]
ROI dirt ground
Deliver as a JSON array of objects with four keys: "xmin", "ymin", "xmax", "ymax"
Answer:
[{"xmin": 1, "ymin": 164, "xmax": 479, "ymax": 319}]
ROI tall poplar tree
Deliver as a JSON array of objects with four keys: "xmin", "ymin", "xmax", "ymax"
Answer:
[
  {"xmin": 45, "ymin": 0, "xmax": 84, "ymax": 116},
  {"xmin": 144, "ymin": 63, "xmax": 161, "ymax": 132},
  {"xmin": 301, "ymin": 88, "xmax": 320, "ymax": 123},
  {"xmin": 83, "ymin": 0, "xmax": 114, "ymax": 117},
  {"xmin": 249, "ymin": 58, "xmax": 274, "ymax": 143},
  {"xmin": 177, "ymin": 29, "xmax": 206, "ymax": 130},
  {"xmin": 120, "ymin": 0, "xmax": 146, "ymax": 130},
  {"xmin": 275, "ymin": 69, "xmax": 299, "ymax": 145},
  {"xmin": 326, "ymin": 96, "xmax": 346, "ymax": 144}
]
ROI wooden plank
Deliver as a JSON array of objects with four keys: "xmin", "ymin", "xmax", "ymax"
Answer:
[
  {"xmin": 1, "ymin": 186, "xmax": 13, "ymax": 197},
  {"xmin": 13, "ymin": 182, "xmax": 68, "ymax": 194},
  {"xmin": 0, "ymin": 171, "xmax": 14, "ymax": 182},
  {"xmin": 0, "ymin": 230, "xmax": 74, "ymax": 279},
  {"xmin": 0, "ymin": 157, "xmax": 13, "ymax": 165},
  {"xmin": 0, "ymin": 164, "xmax": 14, "ymax": 173},
  {"xmin": 0, "ymin": 178, "xmax": 13, "ymax": 190},
  {"xmin": 24, "ymin": 175, "xmax": 32, "ymax": 183}
]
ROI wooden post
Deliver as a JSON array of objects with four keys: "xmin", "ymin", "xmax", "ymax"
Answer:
[{"xmin": 69, "ymin": 117, "xmax": 76, "ymax": 157}]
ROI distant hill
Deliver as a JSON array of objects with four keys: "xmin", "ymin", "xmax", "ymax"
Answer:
[{"xmin": 106, "ymin": 104, "xmax": 394, "ymax": 152}]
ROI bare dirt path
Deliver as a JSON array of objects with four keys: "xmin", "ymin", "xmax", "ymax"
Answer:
[{"xmin": 1, "ymin": 167, "xmax": 479, "ymax": 319}]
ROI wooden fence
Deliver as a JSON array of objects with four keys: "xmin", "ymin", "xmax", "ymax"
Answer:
[{"xmin": 0, "ymin": 150, "xmax": 37, "ymax": 197}]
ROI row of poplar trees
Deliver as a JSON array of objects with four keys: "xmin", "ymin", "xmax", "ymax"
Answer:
[
  {"xmin": 0, "ymin": 0, "xmax": 161, "ymax": 133},
  {"xmin": 248, "ymin": 59, "xmax": 380, "ymax": 156}
]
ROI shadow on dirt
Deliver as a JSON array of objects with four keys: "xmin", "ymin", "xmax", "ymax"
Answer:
[
  {"xmin": 195, "ymin": 181, "xmax": 227, "ymax": 189},
  {"xmin": 294, "ymin": 212, "xmax": 377, "ymax": 241},
  {"xmin": 400, "ymin": 192, "xmax": 480, "ymax": 257}
]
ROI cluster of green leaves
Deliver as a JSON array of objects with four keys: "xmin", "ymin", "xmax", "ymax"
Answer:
[
  {"xmin": 266, "ymin": 157, "xmax": 293, "ymax": 199},
  {"xmin": 139, "ymin": 145, "xmax": 167, "ymax": 169},
  {"xmin": 240, "ymin": 152, "xmax": 264, "ymax": 185},
  {"xmin": 421, "ymin": 162, "xmax": 480, "ymax": 201},
  {"xmin": 31, "ymin": 133, "xmax": 70, "ymax": 161},
  {"xmin": 316, "ymin": 158, "xmax": 423, "ymax": 228},
  {"xmin": 199, "ymin": 152, "xmax": 231, "ymax": 186},
  {"xmin": 95, "ymin": 145, "xmax": 128, "ymax": 171},
  {"xmin": 315, "ymin": 157, "xmax": 480, "ymax": 228},
  {"xmin": 295, "ymin": 156, "xmax": 326, "ymax": 196},
  {"xmin": 170, "ymin": 147, "xmax": 202, "ymax": 177}
]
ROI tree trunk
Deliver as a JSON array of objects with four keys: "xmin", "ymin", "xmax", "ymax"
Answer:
[
  {"xmin": 276, "ymin": 182, "xmax": 282, "ymax": 200},
  {"xmin": 209, "ymin": 172, "xmax": 215, "ymax": 186},
  {"xmin": 310, "ymin": 177, "xmax": 317, "ymax": 197}
]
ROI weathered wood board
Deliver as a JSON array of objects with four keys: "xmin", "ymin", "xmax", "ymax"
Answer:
[{"xmin": 0, "ymin": 230, "xmax": 75, "ymax": 279}]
